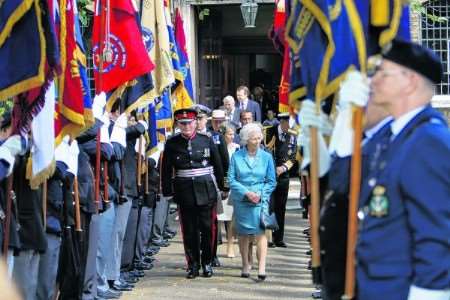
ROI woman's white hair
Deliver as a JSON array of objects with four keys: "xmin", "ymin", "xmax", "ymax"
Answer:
[{"xmin": 239, "ymin": 122, "xmax": 263, "ymax": 146}]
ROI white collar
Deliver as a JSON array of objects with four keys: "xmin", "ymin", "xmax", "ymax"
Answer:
[
  {"xmin": 364, "ymin": 116, "xmax": 393, "ymax": 140},
  {"xmin": 391, "ymin": 106, "xmax": 426, "ymax": 139}
]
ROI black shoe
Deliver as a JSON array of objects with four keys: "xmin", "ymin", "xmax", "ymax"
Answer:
[
  {"xmin": 143, "ymin": 256, "xmax": 155, "ymax": 264},
  {"xmin": 97, "ymin": 289, "xmax": 121, "ymax": 299},
  {"xmin": 306, "ymin": 249, "xmax": 312, "ymax": 255},
  {"xmin": 110, "ymin": 281, "xmax": 133, "ymax": 292},
  {"xmin": 121, "ymin": 272, "xmax": 139, "ymax": 283},
  {"xmin": 147, "ymin": 245, "xmax": 161, "ymax": 251},
  {"xmin": 211, "ymin": 256, "xmax": 221, "ymax": 267},
  {"xmin": 186, "ymin": 267, "xmax": 200, "ymax": 279},
  {"xmin": 257, "ymin": 274, "xmax": 267, "ymax": 281},
  {"xmin": 312, "ymin": 289, "xmax": 322, "ymax": 299},
  {"xmin": 268, "ymin": 242, "xmax": 276, "ymax": 248},
  {"xmin": 152, "ymin": 240, "xmax": 170, "ymax": 247},
  {"xmin": 303, "ymin": 228, "xmax": 310, "ymax": 235},
  {"xmin": 134, "ymin": 262, "xmax": 153, "ymax": 271},
  {"xmin": 163, "ymin": 233, "xmax": 174, "ymax": 240},
  {"xmin": 145, "ymin": 248, "xmax": 159, "ymax": 256},
  {"xmin": 202, "ymin": 264, "xmax": 213, "ymax": 277},
  {"xmin": 275, "ymin": 241, "xmax": 287, "ymax": 248},
  {"xmin": 118, "ymin": 278, "xmax": 135, "ymax": 288},
  {"xmin": 307, "ymin": 260, "xmax": 312, "ymax": 270},
  {"xmin": 240, "ymin": 272, "xmax": 250, "ymax": 278},
  {"xmin": 130, "ymin": 269, "xmax": 145, "ymax": 277}
]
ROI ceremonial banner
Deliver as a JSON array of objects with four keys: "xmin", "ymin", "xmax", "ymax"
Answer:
[
  {"xmin": 138, "ymin": 0, "xmax": 175, "ymax": 102},
  {"xmin": 27, "ymin": 81, "xmax": 56, "ymax": 189},
  {"xmin": 155, "ymin": 89, "xmax": 173, "ymax": 129},
  {"xmin": 121, "ymin": 73, "xmax": 154, "ymax": 114},
  {"xmin": 55, "ymin": 0, "xmax": 90, "ymax": 145},
  {"xmin": 172, "ymin": 8, "xmax": 194, "ymax": 110},
  {"xmin": 146, "ymin": 102, "xmax": 158, "ymax": 155},
  {"xmin": 92, "ymin": 0, "xmax": 154, "ymax": 93},
  {"xmin": 0, "ymin": 0, "xmax": 46, "ymax": 100}
]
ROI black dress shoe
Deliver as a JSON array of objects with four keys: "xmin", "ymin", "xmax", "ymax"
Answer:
[
  {"xmin": 119, "ymin": 279, "xmax": 135, "ymax": 288},
  {"xmin": 211, "ymin": 256, "xmax": 221, "ymax": 267},
  {"xmin": 240, "ymin": 272, "xmax": 250, "ymax": 278},
  {"xmin": 134, "ymin": 262, "xmax": 153, "ymax": 271},
  {"xmin": 306, "ymin": 249, "xmax": 312, "ymax": 255},
  {"xmin": 121, "ymin": 272, "xmax": 139, "ymax": 283},
  {"xmin": 257, "ymin": 274, "xmax": 267, "ymax": 281},
  {"xmin": 202, "ymin": 264, "xmax": 213, "ymax": 277},
  {"xmin": 130, "ymin": 269, "xmax": 145, "ymax": 277},
  {"xmin": 143, "ymin": 256, "xmax": 155, "ymax": 264},
  {"xmin": 186, "ymin": 267, "xmax": 200, "ymax": 279},
  {"xmin": 268, "ymin": 242, "xmax": 276, "ymax": 248},
  {"xmin": 152, "ymin": 240, "xmax": 170, "ymax": 247},
  {"xmin": 275, "ymin": 241, "xmax": 287, "ymax": 248}
]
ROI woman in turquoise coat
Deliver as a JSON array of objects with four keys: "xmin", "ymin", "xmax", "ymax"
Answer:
[{"xmin": 228, "ymin": 123, "xmax": 276, "ymax": 280}]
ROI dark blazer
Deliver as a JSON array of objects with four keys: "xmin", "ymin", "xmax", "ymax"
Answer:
[
  {"xmin": 240, "ymin": 99, "xmax": 261, "ymax": 122},
  {"xmin": 229, "ymin": 108, "xmax": 241, "ymax": 129},
  {"xmin": 14, "ymin": 154, "xmax": 47, "ymax": 252},
  {"xmin": 123, "ymin": 123, "xmax": 146, "ymax": 198}
]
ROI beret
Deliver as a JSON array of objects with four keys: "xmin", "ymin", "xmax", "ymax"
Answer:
[{"xmin": 382, "ymin": 39, "xmax": 443, "ymax": 84}]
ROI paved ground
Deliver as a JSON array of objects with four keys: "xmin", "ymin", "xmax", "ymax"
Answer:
[{"xmin": 122, "ymin": 179, "xmax": 316, "ymax": 300}]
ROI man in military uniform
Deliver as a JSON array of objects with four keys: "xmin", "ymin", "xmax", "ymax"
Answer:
[
  {"xmin": 264, "ymin": 112, "xmax": 297, "ymax": 248},
  {"xmin": 162, "ymin": 108, "xmax": 224, "ymax": 279},
  {"xmin": 355, "ymin": 39, "xmax": 450, "ymax": 300}
]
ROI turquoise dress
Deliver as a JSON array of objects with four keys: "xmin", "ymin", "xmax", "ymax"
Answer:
[{"xmin": 228, "ymin": 147, "xmax": 276, "ymax": 235}]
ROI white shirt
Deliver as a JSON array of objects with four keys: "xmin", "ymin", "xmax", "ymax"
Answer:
[
  {"xmin": 391, "ymin": 106, "xmax": 426, "ymax": 140},
  {"xmin": 240, "ymin": 99, "xmax": 248, "ymax": 110}
]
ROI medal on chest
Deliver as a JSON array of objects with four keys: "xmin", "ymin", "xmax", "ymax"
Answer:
[
  {"xmin": 203, "ymin": 148, "xmax": 210, "ymax": 158},
  {"xmin": 369, "ymin": 185, "xmax": 389, "ymax": 217}
]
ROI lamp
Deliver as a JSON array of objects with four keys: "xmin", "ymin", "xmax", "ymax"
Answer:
[{"xmin": 240, "ymin": 0, "xmax": 258, "ymax": 28}]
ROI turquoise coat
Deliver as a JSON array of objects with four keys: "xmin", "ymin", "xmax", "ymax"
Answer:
[{"xmin": 228, "ymin": 147, "xmax": 276, "ymax": 235}]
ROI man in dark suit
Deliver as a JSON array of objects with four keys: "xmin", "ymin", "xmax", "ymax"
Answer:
[
  {"xmin": 264, "ymin": 113, "xmax": 296, "ymax": 248},
  {"xmin": 236, "ymin": 85, "xmax": 261, "ymax": 122},
  {"xmin": 162, "ymin": 108, "xmax": 224, "ymax": 279}
]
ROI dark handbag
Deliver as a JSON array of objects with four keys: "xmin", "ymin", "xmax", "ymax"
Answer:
[{"xmin": 260, "ymin": 209, "xmax": 279, "ymax": 230}]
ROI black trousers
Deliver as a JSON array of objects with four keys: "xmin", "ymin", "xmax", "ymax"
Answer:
[
  {"xmin": 272, "ymin": 178, "xmax": 289, "ymax": 243},
  {"xmin": 178, "ymin": 204, "xmax": 216, "ymax": 268}
]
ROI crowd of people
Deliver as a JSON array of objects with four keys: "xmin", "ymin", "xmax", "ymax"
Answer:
[{"xmin": 0, "ymin": 39, "xmax": 449, "ymax": 300}]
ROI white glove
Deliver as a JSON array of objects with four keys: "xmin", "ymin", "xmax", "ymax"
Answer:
[
  {"xmin": 110, "ymin": 114, "xmax": 127, "ymax": 147},
  {"xmin": 55, "ymin": 135, "xmax": 71, "ymax": 167},
  {"xmin": 298, "ymin": 127, "xmax": 330, "ymax": 176},
  {"xmin": 339, "ymin": 70, "xmax": 370, "ymax": 108},
  {"xmin": 135, "ymin": 138, "xmax": 146, "ymax": 157},
  {"xmin": 328, "ymin": 105, "xmax": 354, "ymax": 157},
  {"xmin": 1, "ymin": 135, "xmax": 25, "ymax": 157},
  {"xmin": 100, "ymin": 114, "xmax": 111, "ymax": 145},
  {"xmin": 67, "ymin": 140, "xmax": 79, "ymax": 175},
  {"xmin": 115, "ymin": 113, "xmax": 128, "ymax": 129},
  {"xmin": 299, "ymin": 100, "xmax": 333, "ymax": 136},
  {"xmin": 138, "ymin": 120, "xmax": 149, "ymax": 131},
  {"xmin": 92, "ymin": 92, "xmax": 107, "ymax": 119}
]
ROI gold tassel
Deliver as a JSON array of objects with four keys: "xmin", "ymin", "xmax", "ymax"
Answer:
[{"xmin": 371, "ymin": 0, "xmax": 390, "ymax": 27}]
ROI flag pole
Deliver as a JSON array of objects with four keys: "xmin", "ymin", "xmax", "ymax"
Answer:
[
  {"xmin": 342, "ymin": 1, "xmax": 367, "ymax": 298},
  {"xmin": 342, "ymin": 107, "xmax": 363, "ymax": 300},
  {"xmin": 309, "ymin": 122, "xmax": 321, "ymax": 285}
]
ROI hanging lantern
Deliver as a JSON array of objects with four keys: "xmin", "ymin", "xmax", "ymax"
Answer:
[{"xmin": 240, "ymin": 0, "xmax": 258, "ymax": 28}]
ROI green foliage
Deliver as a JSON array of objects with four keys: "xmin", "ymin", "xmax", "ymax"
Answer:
[
  {"xmin": 77, "ymin": 0, "xmax": 93, "ymax": 27},
  {"xmin": 0, "ymin": 99, "xmax": 14, "ymax": 117},
  {"xmin": 410, "ymin": 0, "xmax": 448, "ymax": 23},
  {"xmin": 198, "ymin": 8, "xmax": 209, "ymax": 21}
]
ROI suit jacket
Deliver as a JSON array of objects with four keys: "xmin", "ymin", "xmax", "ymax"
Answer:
[
  {"xmin": 240, "ymin": 99, "xmax": 261, "ymax": 123},
  {"xmin": 228, "ymin": 108, "xmax": 241, "ymax": 129},
  {"xmin": 228, "ymin": 147, "xmax": 276, "ymax": 209},
  {"xmin": 356, "ymin": 106, "xmax": 450, "ymax": 300}
]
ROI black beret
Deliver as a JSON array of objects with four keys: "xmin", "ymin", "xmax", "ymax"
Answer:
[{"xmin": 382, "ymin": 39, "xmax": 443, "ymax": 84}]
